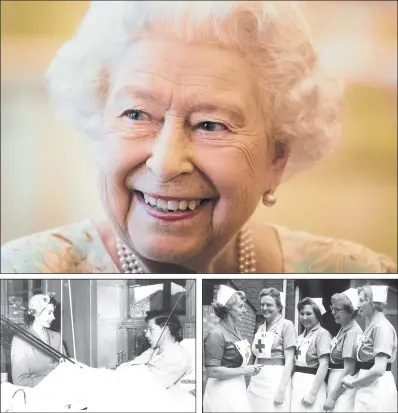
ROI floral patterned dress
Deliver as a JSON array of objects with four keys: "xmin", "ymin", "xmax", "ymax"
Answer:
[{"xmin": 1, "ymin": 219, "xmax": 396, "ymax": 273}]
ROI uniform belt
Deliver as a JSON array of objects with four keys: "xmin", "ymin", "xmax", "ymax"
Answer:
[
  {"xmin": 329, "ymin": 363, "xmax": 344, "ymax": 370},
  {"xmin": 294, "ymin": 366, "xmax": 317, "ymax": 375},
  {"xmin": 256, "ymin": 358, "xmax": 285, "ymax": 366},
  {"xmin": 357, "ymin": 362, "xmax": 392, "ymax": 371}
]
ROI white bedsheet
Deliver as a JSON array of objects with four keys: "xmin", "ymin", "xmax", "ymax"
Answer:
[{"xmin": 1, "ymin": 363, "xmax": 195, "ymax": 412}]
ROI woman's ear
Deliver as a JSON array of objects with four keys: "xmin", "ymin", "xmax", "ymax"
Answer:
[{"xmin": 267, "ymin": 140, "xmax": 290, "ymax": 192}]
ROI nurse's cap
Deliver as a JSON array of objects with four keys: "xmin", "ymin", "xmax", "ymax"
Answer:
[
  {"xmin": 312, "ymin": 297, "xmax": 326, "ymax": 315},
  {"xmin": 216, "ymin": 285, "xmax": 242, "ymax": 307},
  {"xmin": 371, "ymin": 285, "xmax": 389, "ymax": 303},
  {"xmin": 342, "ymin": 288, "xmax": 360, "ymax": 309},
  {"xmin": 278, "ymin": 291, "xmax": 286, "ymax": 307}
]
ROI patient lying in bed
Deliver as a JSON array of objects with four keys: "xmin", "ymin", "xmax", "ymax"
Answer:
[
  {"xmin": 1, "ymin": 361, "xmax": 195, "ymax": 412},
  {"xmin": 1, "ymin": 313, "xmax": 195, "ymax": 412}
]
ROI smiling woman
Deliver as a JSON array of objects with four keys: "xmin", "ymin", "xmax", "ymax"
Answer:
[
  {"xmin": 203, "ymin": 285, "xmax": 253, "ymax": 412},
  {"xmin": 1, "ymin": 1, "xmax": 396, "ymax": 274},
  {"xmin": 11, "ymin": 293, "xmax": 67, "ymax": 387}
]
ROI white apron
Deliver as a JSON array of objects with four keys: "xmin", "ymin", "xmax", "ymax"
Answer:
[
  {"xmin": 247, "ymin": 328, "xmax": 291, "ymax": 412},
  {"xmin": 353, "ymin": 370, "xmax": 397, "ymax": 412},
  {"xmin": 327, "ymin": 369, "xmax": 358, "ymax": 412},
  {"xmin": 327, "ymin": 334, "xmax": 357, "ymax": 412},
  {"xmin": 353, "ymin": 334, "xmax": 398, "ymax": 412},
  {"xmin": 291, "ymin": 333, "xmax": 327, "ymax": 412},
  {"xmin": 203, "ymin": 338, "xmax": 252, "ymax": 413},
  {"xmin": 248, "ymin": 364, "xmax": 291, "ymax": 412},
  {"xmin": 204, "ymin": 375, "xmax": 251, "ymax": 412}
]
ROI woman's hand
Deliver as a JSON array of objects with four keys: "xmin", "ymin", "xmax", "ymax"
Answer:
[
  {"xmin": 274, "ymin": 388, "xmax": 285, "ymax": 405},
  {"xmin": 302, "ymin": 392, "xmax": 316, "ymax": 407},
  {"xmin": 341, "ymin": 375, "xmax": 356, "ymax": 389},
  {"xmin": 242, "ymin": 365, "xmax": 261, "ymax": 376},
  {"xmin": 323, "ymin": 396, "xmax": 336, "ymax": 412}
]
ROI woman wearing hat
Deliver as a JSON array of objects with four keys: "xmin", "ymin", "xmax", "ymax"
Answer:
[
  {"xmin": 11, "ymin": 293, "xmax": 67, "ymax": 387},
  {"xmin": 247, "ymin": 287, "xmax": 296, "ymax": 412},
  {"xmin": 291, "ymin": 297, "xmax": 331, "ymax": 412},
  {"xmin": 203, "ymin": 285, "xmax": 258, "ymax": 412},
  {"xmin": 324, "ymin": 288, "xmax": 363, "ymax": 412},
  {"xmin": 341, "ymin": 285, "xmax": 397, "ymax": 412}
]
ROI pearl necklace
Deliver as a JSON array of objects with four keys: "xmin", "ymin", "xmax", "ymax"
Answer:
[{"xmin": 116, "ymin": 228, "xmax": 256, "ymax": 274}]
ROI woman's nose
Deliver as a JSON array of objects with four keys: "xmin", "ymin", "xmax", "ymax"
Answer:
[{"xmin": 146, "ymin": 117, "xmax": 194, "ymax": 181}]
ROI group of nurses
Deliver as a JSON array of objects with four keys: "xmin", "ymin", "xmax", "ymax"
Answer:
[{"xmin": 203, "ymin": 284, "xmax": 397, "ymax": 413}]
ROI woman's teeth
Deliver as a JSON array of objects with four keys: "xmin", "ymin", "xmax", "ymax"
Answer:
[{"xmin": 143, "ymin": 194, "xmax": 203, "ymax": 212}]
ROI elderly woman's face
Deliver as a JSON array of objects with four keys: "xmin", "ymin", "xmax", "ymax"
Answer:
[
  {"xmin": 228, "ymin": 295, "xmax": 246, "ymax": 323},
  {"xmin": 99, "ymin": 39, "xmax": 279, "ymax": 264},
  {"xmin": 331, "ymin": 305, "xmax": 351, "ymax": 326},
  {"xmin": 358, "ymin": 291, "xmax": 374, "ymax": 318}
]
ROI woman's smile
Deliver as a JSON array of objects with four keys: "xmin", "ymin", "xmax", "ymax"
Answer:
[
  {"xmin": 4, "ymin": 1, "xmax": 395, "ymax": 276},
  {"xmin": 135, "ymin": 190, "xmax": 215, "ymax": 222}
]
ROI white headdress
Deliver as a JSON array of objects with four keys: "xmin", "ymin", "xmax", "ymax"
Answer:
[
  {"xmin": 216, "ymin": 285, "xmax": 242, "ymax": 307},
  {"xmin": 279, "ymin": 291, "xmax": 286, "ymax": 307},
  {"xmin": 342, "ymin": 288, "xmax": 360, "ymax": 309},
  {"xmin": 312, "ymin": 297, "xmax": 326, "ymax": 315},
  {"xmin": 371, "ymin": 285, "xmax": 388, "ymax": 303}
]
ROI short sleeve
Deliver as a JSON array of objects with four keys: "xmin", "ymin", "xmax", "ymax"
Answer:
[
  {"xmin": 342, "ymin": 330, "xmax": 359, "ymax": 360},
  {"xmin": 204, "ymin": 330, "xmax": 225, "ymax": 367},
  {"xmin": 282, "ymin": 321, "xmax": 297, "ymax": 350},
  {"xmin": 373, "ymin": 324, "xmax": 395, "ymax": 358},
  {"xmin": 316, "ymin": 329, "xmax": 332, "ymax": 358}
]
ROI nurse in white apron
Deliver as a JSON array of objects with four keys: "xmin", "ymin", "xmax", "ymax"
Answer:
[
  {"xmin": 291, "ymin": 297, "xmax": 331, "ymax": 412},
  {"xmin": 203, "ymin": 285, "xmax": 258, "ymax": 413},
  {"xmin": 247, "ymin": 288, "xmax": 297, "ymax": 412},
  {"xmin": 324, "ymin": 288, "xmax": 363, "ymax": 412},
  {"xmin": 341, "ymin": 285, "xmax": 397, "ymax": 413}
]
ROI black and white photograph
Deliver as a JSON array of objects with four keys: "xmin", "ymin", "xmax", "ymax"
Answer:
[
  {"xmin": 202, "ymin": 279, "xmax": 397, "ymax": 412},
  {"xmin": 0, "ymin": 278, "xmax": 196, "ymax": 412}
]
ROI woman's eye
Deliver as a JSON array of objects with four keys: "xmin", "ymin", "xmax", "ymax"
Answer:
[
  {"xmin": 197, "ymin": 121, "xmax": 228, "ymax": 132},
  {"xmin": 122, "ymin": 109, "xmax": 150, "ymax": 121}
]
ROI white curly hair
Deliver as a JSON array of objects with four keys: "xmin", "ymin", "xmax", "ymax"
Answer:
[{"xmin": 46, "ymin": 0, "xmax": 344, "ymax": 181}]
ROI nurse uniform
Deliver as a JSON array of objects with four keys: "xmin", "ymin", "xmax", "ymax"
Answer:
[
  {"xmin": 353, "ymin": 286, "xmax": 397, "ymax": 413},
  {"xmin": 247, "ymin": 312, "xmax": 297, "ymax": 412},
  {"xmin": 291, "ymin": 300, "xmax": 331, "ymax": 412},
  {"xmin": 203, "ymin": 286, "xmax": 252, "ymax": 413},
  {"xmin": 327, "ymin": 288, "xmax": 363, "ymax": 412}
]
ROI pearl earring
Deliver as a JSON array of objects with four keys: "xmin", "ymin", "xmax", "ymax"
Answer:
[{"xmin": 262, "ymin": 191, "xmax": 276, "ymax": 207}]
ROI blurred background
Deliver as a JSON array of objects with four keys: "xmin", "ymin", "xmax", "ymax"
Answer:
[{"xmin": 1, "ymin": 1, "xmax": 397, "ymax": 262}]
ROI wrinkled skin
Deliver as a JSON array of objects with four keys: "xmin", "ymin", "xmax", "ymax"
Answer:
[{"xmin": 94, "ymin": 39, "xmax": 286, "ymax": 272}]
